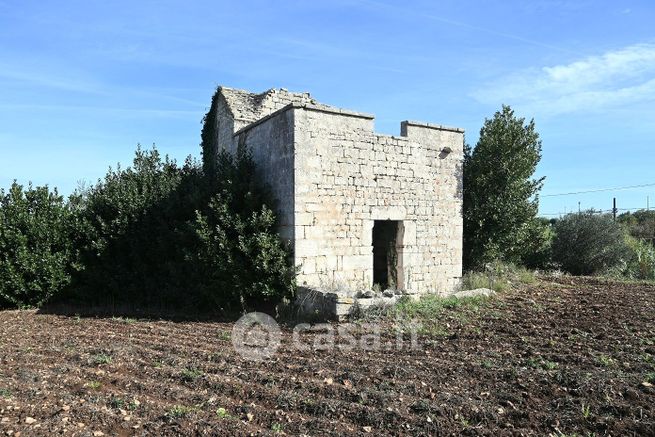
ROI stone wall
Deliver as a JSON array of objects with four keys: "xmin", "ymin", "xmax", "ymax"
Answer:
[
  {"xmin": 232, "ymin": 108, "xmax": 296, "ymax": 241},
  {"xmin": 292, "ymin": 105, "xmax": 463, "ymax": 294},
  {"xmin": 216, "ymin": 87, "xmax": 315, "ymax": 155}
]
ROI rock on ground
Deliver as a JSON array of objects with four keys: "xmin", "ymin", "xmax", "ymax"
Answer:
[{"xmin": 452, "ymin": 288, "xmax": 496, "ymax": 299}]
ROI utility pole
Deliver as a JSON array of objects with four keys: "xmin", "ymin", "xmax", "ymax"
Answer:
[
  {"xmin": 613, "ymin": 198, "xmax": 617, "ymax": 221},
  {"xmin": 578, "ymin": 201, "xmax": 581, "ymax": 214}
]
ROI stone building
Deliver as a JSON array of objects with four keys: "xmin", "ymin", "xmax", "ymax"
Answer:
[{"xmin": 205, "ymin": 86, "xmax": 464, "ymax": 295}]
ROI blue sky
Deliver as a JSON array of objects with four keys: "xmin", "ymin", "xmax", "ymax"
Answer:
[{"xmin": 1, "ymin": 0, "xmax": 654, "ymax": 216}]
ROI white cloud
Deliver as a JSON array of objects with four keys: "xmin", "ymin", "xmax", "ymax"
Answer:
[{"xmin": 472, "ymin": 43, "xmax": 655, "ymax": 115}]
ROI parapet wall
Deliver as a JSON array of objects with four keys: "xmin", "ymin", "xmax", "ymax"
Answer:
[{"xmin": 232, "ymin": 107, "xmax": 296, "ymax": 241}]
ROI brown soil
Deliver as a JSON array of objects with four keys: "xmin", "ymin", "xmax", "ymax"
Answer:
[{"xmin": 0, "ymin": 277, "xmax": 653, "ymax": 436}]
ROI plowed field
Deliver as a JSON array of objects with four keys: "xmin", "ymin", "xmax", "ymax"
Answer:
[{"xmin": 0, "ymin": 277, "xmax": 653, "ymax": 436}]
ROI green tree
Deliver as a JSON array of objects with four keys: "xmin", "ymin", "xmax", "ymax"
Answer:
[
  {"xmin": 463, "ymin": 105, "xmax": 545, "ymax": 269},
  {"xmin": 70, "ymin": 145, "xmax": 294, "ymax": 315},
  {"xmin": 0, "ymin": 182, "xmax": 79, "ymax": 307},
  {"xmin": 70, "ymin": 146, "xmax": 207, "ymax": 310},
  {"xmin": 201, "ymin": 87, "xmax": 221, "ymax": 183}
]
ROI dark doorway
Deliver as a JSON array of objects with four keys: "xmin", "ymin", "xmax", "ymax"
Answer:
[{"xmin": 372, "ymin": 220, "xmax": 404, "ymax": 290}]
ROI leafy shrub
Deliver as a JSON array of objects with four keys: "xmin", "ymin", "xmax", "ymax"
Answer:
[
  {"xmin": 0, "ymin": 182, "xmax": 79, "ymax": 308},
  {"xmin": 0, "ymin": 144, "xmax": 293, "ymax": 313},
  {"xmin": 620, "ymin": 236, "xmax": 655, "ymax": 280},
  {"xmin": 68, "ymin": 145, "xmax": 294, "ymax": 314},
  {"xmin": 201, "ymin": 89, "xmax": 221, "ymax": 182},
  {"xmin": 69, "ymin": 146, "xmax": 207, "ymax": 310},
  {"xmin": 552, "ymin": 211, "xmax": 629, "ymax": 275},
  {"xmin": 519, "ymin": 218, "xmax": 554, "ymax": 269},
  {"xmin": 194, "ymin": 147, "xmax": 295, "ymax": 311},
  {"xmin": 618, "ymin": 210, "xmax": 655, "ymax": 242}
]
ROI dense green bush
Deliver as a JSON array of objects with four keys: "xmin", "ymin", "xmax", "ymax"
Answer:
[
  {"xmin": 0, "ymin": 182, "xmax": 79, "ymax": 307},
  {"xmin": 69, "ymin": 146, "xmax": 207, "ymax": 310},
  {"xmin": 620, "ymin": 236, "xmax": 655, "ymax": 280},
  {"xmin": 618, "ymin": 210, "xmax": 655, "ymax": 242},
  {"xmin": 552, "ymin": 211, "xmax": 629, "ymax": 275},
  {"xmin": 194, "ymin": 147, "xmax": 295, "ymax": 311},
  {"xmin": 519, "ymin": 218, "xmax": 554, "ymax": 269},
  {"xmin": 201, "ymin": 89, "xmax": 220, "ymax": 182},
  {"xmin": 67, "ymin": 145, "xmax": 294, "ymax": 314}
]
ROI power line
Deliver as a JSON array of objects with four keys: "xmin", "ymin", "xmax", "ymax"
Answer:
[
  {"xmin": 541, "ymin": 182, "xmax": 655, "ymax": 197},
  {"xmin": 540, "ymin": 206, "xmax": 648, "ymax": 217}
]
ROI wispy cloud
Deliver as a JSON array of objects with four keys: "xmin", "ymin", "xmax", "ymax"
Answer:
[
  {"xmin": 472, "ymin": 43, "xmax": 655, "ymax": 115},
  {"xmin": 517, "ymin": 0, "xmax": 593, "ymax": 15},
  {"xmin": 0, "ymin": 61, "xmax": 103, "ymax": 94},
  {"xmin": 0, "ymin": 103, "xmax": 200, "ymax": 119},
  {"xmin": 353, "ymin": 0, "xmax": 576, "ymax": 54},
  {"xmin": 267, "ymin": 37, "xmax": 408, "ymax": 73}
]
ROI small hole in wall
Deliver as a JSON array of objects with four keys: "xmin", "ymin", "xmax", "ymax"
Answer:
[{"xmin": 439, "ymin": 146, "xmax": 452, "ymax": 159}]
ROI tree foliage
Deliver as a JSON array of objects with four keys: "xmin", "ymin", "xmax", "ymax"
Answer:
[
  {"xmin": 0, "ymin": 143, "xmax": 294, "ymax": 314},
  {"xmin": 552, "ymin": 211, "xmax": 629, "ymax": 275},
  {"xmin": 201, "ymin": 88, "xmax": 220, "ymax": 182},
  {"xmin": 67, "ymin": 145, "xmax": 294, "ymax": 314},
  {"xmin": 618, "ymin": 209, "xmax": 655, "ymax": 242},
  {"xmin": 463, "ymin": 105, "xmax": 545, "ymax": 269},
  {"xmin": 0, "ymin": 183, "xmax": 79, "ymax": 307},
  {"xmin": 194, "ymin": 147, "xmax": 296, "ymax": 311},
  {"xmin": 70, "ymin": 146, "xmax": 207, "ymax": 310}
]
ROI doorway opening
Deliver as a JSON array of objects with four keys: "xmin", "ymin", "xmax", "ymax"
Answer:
[{"xmin": 372, "ymin": 220, "xmax": 404, "ymax": 290}]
